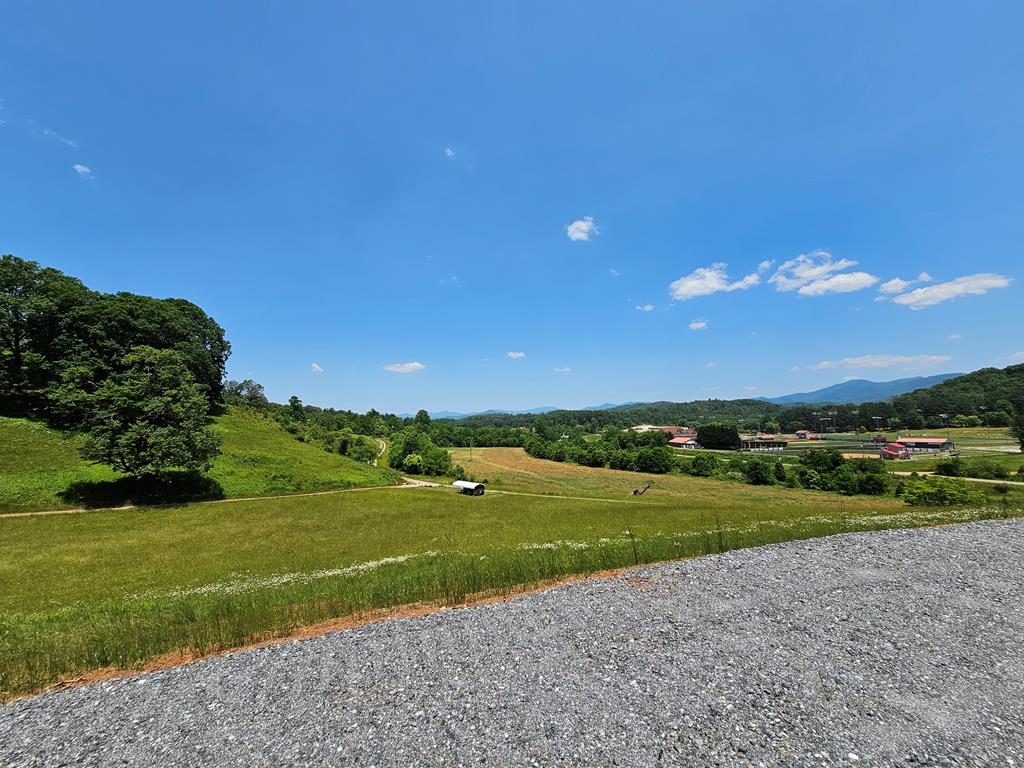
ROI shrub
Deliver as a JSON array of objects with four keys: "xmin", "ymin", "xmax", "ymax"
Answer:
[
  {"xmin": 690, "ymin": 453, "xmax": 721, "ymax": 477},
  {"xmin": 635, "ymin": 446, "xmax": 673, "ymax": 474},
  {"xmin": 901, "ymin": 477, "xmax": 986, "ymax": 507},
  {"xmin": 935, "ymin": 458, "xmax": 963, "ymax": 477},
  {"xmin": 856, "ymin": 473, "xmax": 888, "ymax": 496},
  {"xmin": 743, "ymin": 459, "xmax": 773, "ymax": 486},
  {"xmin": 773, "ymin": 461, "xmax": 787, "ymax": 483},
  {"xmin": 609, "ymin": 449, "xmax": 638, "ymax": 472},
  {"xmin": 401, "ymin": 453, "xmax": 423, "ymax": 474}
]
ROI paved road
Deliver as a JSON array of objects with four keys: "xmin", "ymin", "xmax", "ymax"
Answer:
[{"xmin": 2, "ymin": 520, "xmax": 1022, "ymax": 767}]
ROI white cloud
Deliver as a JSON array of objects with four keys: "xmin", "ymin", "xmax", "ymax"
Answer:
[
  {"xmin": 891, "ymin": 273, "xmax": 1011, "ymax": 310},
  {"xmin": 507, "ymin": 351, "xmax": 526, "ymax": 359},
  {"xmin": 444, "ymin": 147, "xmax": 456, "ymax": 158},
  {"xmin": 705, "ymin": 362, "xmax": 717, "ymax": 368},
  {"xmin": 72, "ymin": 163, "xmax": 93, "ymax": 179},
  {"xmin": 878, "ymin": 277, "xmax": 913, "ymax": 294},
  {"xmin": 918, "ymin": 272, "xmax": 933, "ymax": 282},
  {"xmin": 809, "ymin": 354, "xmax": 951, "ymax": 371},
  {"xmin": 948, "ymin": 333, "xmax": 962, "ymax": 341},
  {"xmin": 758, "ymin": 260, "xmax": 774, "ymax": 271},
  {"xmin": 553, "ymin": 367, "xmax": 571, "ymax": 373},
  {"xmin": 566, "ymin": 216, "xmax": 598, "ymax": 241},
  {"xmin": 743, "ymin": 385, "xmax": 758, "ymax": 392},
  {"xmin": 768, "ymin": 250, "xmax": 858, "ymax": 292},
  {"xmin": 635, "ymin": 304, "xmax": 654, "ymax": 312},
  {"xmin": 43, "ymin": 128, "xmax": 77, "ymax": 148},
  {"xmin": 1012, "ymin": 352, "xmax": 1024, "ymax": 360},
  {"xmin": 798, "ymin": 271, "xmax": 879, "ymax": 296},
  {"xmin": 609, "ymin": 269, "xmax": 620, "ymax": 277},
  {"xmin": 384, "ymin": 361, "xmax": 426, "ymax": 374},
  {"xmin": 688, "ymin": 318, "xmax": 708, "ymax": 330},
  {"xmin": 668, "ymin": 262, "xmax": 764, "ymax": 301},
  {"xmin": 310, "ymin": 362, "xmax": 324, "ymax": 374},
  {"xmin": 789, "ymin": 366, "xmax": 801, "ymax": 372}
]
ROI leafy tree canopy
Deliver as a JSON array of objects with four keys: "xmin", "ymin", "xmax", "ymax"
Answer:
[{"xmin": 56, "ymin": 346, "xmax": 222, "ymax": 477}]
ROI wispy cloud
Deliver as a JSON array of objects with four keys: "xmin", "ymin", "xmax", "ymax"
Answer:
[
  {"xmin": 609, "ymin": 268, "xmax": 620, "ymax": 277},
  {"xmin": 668, "ymin": 262, "xmax": 766, "ymax": 301},
  {"xmin": 43, "ymin": 128, "xmax": 77, "ymax": 148},
  {"xmin": 798, "ymin": 271, "xmax": 879, "ymax": 296},
  {"xmin": 1011, "ymin": 352, "xmax": 1024, "ymax": 361},
  {"xmin": 72, "ymin": 163, "xmax": 93, "ymax": 179},
  {"xmin": 310, "ymin": 362, "xmax": 324, "ymax": 374},
  {"xmin": 507, "ymin": 351, "xmax": 526, "ymax": 359},
  {"xmin": 878, "ymin": 277, "xmax": 914, "ymax": 294},
  {"xmin": 383, "ymin": 361, "xmax": 425, "ymax": 374},
  {"xmin": 705, "ymin": 362, "xmax": 717, "ymax": 368},
  {"xmin": 444, "ymin": 147, "xmax": 456, "ymax": 158},
  {"xmin": 635, "ymin": 304, "xmax": 654, "ymax": 312},
  {"xmin": 553, "ymin": 366, "xmax": 571, "ymax": 373},
  {"xmin": 743, "ymin": 385, "xmax": 758, "ymax": 392},
  {"xmin": 809, "ymin": 354, "xmax": 951, "ymax": 371},
  {"xmin": 948, "ymin": 333, "xmax": 962, "ymax": 341},
  {"xmin": 789, "ymin": 366, "xmax": 801, "ymax": 372},
  {"xmin": 891, "ymin": 273, "xmax": 1011, "ymax": 310},
  {"xmin": 688, "ymin": 318, "xmax": 708, "ymax": 330},
  {"xmin": 566, "ymin": 216, "xmax": 598, "ymax": 241},
  {"xmin": 769, "ymin": 250, "xmax": 861, "ymax": 292}
]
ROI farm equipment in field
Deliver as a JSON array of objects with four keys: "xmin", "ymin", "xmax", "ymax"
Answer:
[{"xmin": 630, "ymin": 483, "xmax": 652, "ymax": 496}]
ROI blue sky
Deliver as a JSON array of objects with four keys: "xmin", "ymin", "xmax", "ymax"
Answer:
[{"xmin": 2, "ymin": 2, "xmax": 1021, "ymax": 413}]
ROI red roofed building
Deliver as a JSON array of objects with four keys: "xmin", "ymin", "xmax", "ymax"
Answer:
[
  {"xmin": 668, "ymin": 436, "xmax": 699, "ymax": 449},
  {"xmin": 895, "ymin": 436, "xmax": 954, "ymax": 453},
  {"xmin": 881, "ymin": 443, "xmax": 912, "ymax": 460}
]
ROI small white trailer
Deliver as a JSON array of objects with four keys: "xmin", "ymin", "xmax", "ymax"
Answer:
[{"xmin": 452, "ymin": 480, "xmax": 485, "ymax": 496}]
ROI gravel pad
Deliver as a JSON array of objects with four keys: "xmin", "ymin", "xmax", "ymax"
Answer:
[{"xmin": 2, "ymin": 519, "xmax": 1022, "ymax": 767}]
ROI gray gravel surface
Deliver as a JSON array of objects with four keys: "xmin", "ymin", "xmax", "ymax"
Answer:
[{"xmin": 3, "ymin": 520, "xmax": 1023, "ymax": 767}]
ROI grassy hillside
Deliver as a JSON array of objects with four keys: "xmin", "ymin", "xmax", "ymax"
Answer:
[
  {"xmin": 3, "ymin": 447, "xmax": 1020, "ymax": 698},
  {"xmin": 0, "ymin": 407, "xmax": 398, "ymax": 513}
]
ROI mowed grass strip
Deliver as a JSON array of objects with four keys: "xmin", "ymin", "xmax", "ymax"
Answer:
[
  {"xmin": 0, "ymin": 408, "xmax": 398, "ymax": 514},
  {"xmin": 3, "ymin": 452, "xmax": 1020, "ymax": 700}
]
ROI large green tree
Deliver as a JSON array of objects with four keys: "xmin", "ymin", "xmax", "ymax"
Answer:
[
  {"xmin": 1, "ymin": 255, "xmax": 230, "ymax": 416},
  {"xmin": 0, "ymin": 255, "xmax": 93, "ymax": 405},
  {"xmin": 57, "ymin": 346, "xmax": 222, "ymax": 477}
]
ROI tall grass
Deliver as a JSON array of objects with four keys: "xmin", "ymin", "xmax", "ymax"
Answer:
[{"xmin": 2, "ymin": 503, "xmax": 1017, "ymax": 701}]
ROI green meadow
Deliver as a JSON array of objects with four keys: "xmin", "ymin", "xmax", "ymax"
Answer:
[
  {"xmin": 2, "ymin": 446, "xmax": 1021, "ymax": 700},
  {"xmin": 0, "ymin": 407, "xmax": 398, "ymax": 514}
]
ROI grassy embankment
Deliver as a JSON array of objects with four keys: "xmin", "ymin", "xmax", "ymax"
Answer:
[
  {"xmin": 0, "ymin": 407, "xmax": 399, "ymax": 514},
  {"xmin": 3, "ymin": 446, "xmax": 1021, "ymax": 700}
]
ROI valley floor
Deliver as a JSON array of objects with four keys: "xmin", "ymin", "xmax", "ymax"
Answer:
[{"xmin": 2, "ymin": 520, "xmax": 1021, "ymax": 767}]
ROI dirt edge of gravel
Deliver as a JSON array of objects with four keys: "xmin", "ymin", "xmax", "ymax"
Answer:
[{"xmin": 12, "ymin": 561, "xmax": 659, "ymax": 704}]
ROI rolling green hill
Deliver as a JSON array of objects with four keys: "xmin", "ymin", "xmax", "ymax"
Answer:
[{"xmin": 0, "ymin": 407, "xmax": 399, "ymax": 514}]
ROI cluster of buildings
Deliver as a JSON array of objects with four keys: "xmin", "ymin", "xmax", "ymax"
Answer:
[
  {"xmin": 632, "ymin": 424, "xmax": 956, "ymax": 459},
  {"xmin": 629, "ymin": 425, "xmax": 702, "ymax": 449},
  {"xmin": 879, "ymin": 436, "xmax": 955, "ymax": 460}
]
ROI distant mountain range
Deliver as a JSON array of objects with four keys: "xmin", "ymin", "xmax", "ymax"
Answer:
[
  {"xmin": 759, "ymin": 373, "xmax": 962, "ymax": 405},
  {"xmin": 407, "ymin": 402, "xmax": 641, "ymax": 420},
  {"xmin": 413, "ymin": 376, "xmax": 962, "ymax": 419}
]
